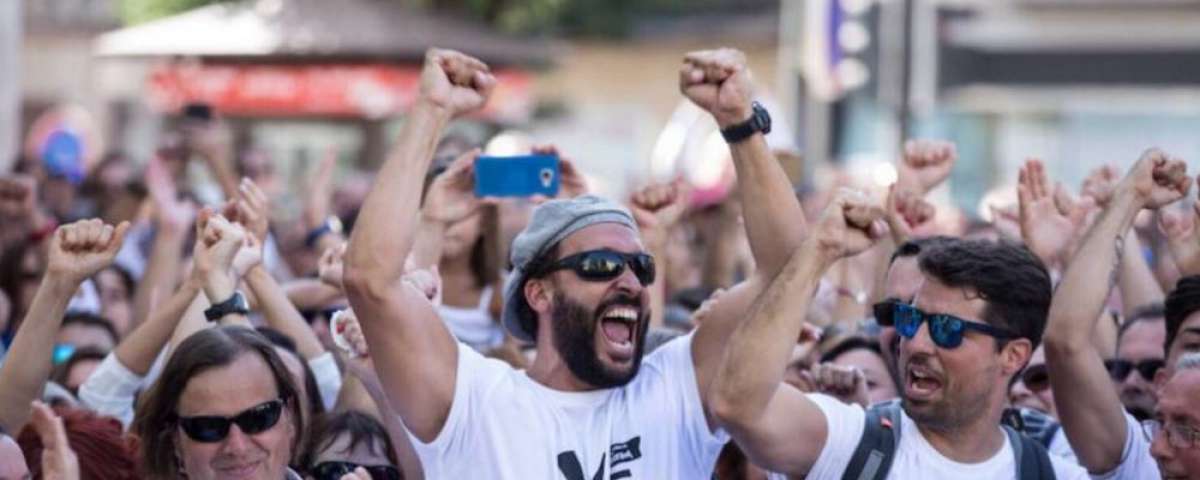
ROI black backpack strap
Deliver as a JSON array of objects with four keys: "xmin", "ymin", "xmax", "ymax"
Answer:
[
  {"xmin": 841, "ymin": 401, "xmax": 903, "ymax": 480},
  {"xmin": 1003, "ymin": 425, "xmax": 1058, "ymax": 480}
]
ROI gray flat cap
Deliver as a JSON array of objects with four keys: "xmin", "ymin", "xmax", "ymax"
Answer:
[{"xmin": 501, "ymin": 195, "xmax": 638, "ymax": 342}]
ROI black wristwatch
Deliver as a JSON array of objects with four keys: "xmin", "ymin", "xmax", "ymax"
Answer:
[
  {"xmin": 720, "ymin": 101, "xmax": 771, "ymax": 144},
  {"xmin": 205, "ymin": 291, "xmax": 250, "ymax": 322}
]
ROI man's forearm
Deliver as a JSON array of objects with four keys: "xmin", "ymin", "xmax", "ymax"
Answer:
[
  {"xmin": 729, "ymin": 135, "xmax": 805, "ymax": 279},
  {"xmin": 116, "ymin": 277, "xmax": 202, "ymax": 375},
  {"xmin": 1045, "ymin": 189, "xmax": 1141, "ymax": 473},
  {"xmin": 712, "ymin": 245, "xmax": 829, "ymax": 422},
  {"xmin": 1047, "ymin": 191, "xmax": 1140, "ymax": 349},
  {"xmin": 346, "ymin": 102, "xmax": 451, "ymax": 286},
  {"xmin": 0, "ymin": 275, "xmax": 78, "ymax": 433},
  {"xmin": 1117, "ymin": 231, "xmax": 1164, "ymax": 318},
  {"xmin": 132, "ymin": 226, "xmax": 187, "ymax": 330},
  {"xmin": 247, "ymin": 266, "xmax": 325, "ymax": 359},
  {"xmin": 410, "ymin": 216, "xmax": 448, "ymax": 270}
]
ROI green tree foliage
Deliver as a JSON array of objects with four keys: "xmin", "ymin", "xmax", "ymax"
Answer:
[
  {"xmin": 119, "ymin": 0, "xmax": 233, "ymax": 25},
  {"xmin": 119, "ymin": 0, "xmax": 761, "ymax": 36}
]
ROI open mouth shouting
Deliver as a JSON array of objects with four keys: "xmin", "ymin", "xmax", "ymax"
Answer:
[
  {"xmin": 599, "ymin": 304, "xmax": 641, "ymax": 363},
  {"xmin": 906, "ymin": 362, "xmax": 944, "ymax": 401}
]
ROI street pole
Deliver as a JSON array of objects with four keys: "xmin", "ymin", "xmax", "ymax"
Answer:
[{"xmin": 0, "ymin": 0, "xmax": 21, "ymax": 172}]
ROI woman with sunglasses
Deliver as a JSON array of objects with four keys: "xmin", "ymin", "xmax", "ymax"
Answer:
[
  {"xmin": 134, "ymin": 326, "xmax": 303, "ymax": 480},
  {"xmin": 301, "ymin": 411, "xmax": 403, "ymax": 480}
]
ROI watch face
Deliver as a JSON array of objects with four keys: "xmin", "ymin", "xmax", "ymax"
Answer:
[
  {"xmin": 755, "ymin": 104, "xmax": 772, "ymax": 133},
  {"xmin": 233, "ymin": 293, "xmax": 249, "ymax": 311}
]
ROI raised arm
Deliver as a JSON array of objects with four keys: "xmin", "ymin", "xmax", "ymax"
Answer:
[
  {"xmin": 131, "ymin": 154, "xmax": 194, "ymax": 331},
  {"xmin": 0, "ymin": 219, "xmax": 129, "ymax": 433},
  {"xmin": 333, "ymin": 308, "xmax": 425, "ymax": 480},
  {"xmin": 1017, "ymin": 159, "xmax": 1092, "ymax": 272},
  {"xmin": 115, "ymin": 269, "xmax": 203, "ymax": 375},
  {"xmin": 1044, "ymin": 149, "xmax": 1191, "ymax": 473},
  {"xmin": 236, "ymin": 178, "xmax": 327, "ymax": 359},
  {"xmin": 185, "ymin": 119, "xmax": 240, "ymax": 200},
  {"xmin": 675, "ymin": 48, "xmax": 809, "ymax": 414},
  {"xmin": 1118, "ymin": 231, "xmax": 1165, "ymax": 317},
  {"xmin": 342, "ymin": 48, "xmax": 494, "ymax": 442},
  {"xmin": 709, "ymin": 190, "xmax": 886, "ymax": 475},
  {"xmin": 628, "ymin": 180, "xmax": 688, "ymax": 329},
  {"xmin": 1161, "ymin": 183, "xmax": 1200, "ymax": 277}
]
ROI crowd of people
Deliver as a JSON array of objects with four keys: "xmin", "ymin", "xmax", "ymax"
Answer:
[{"xmin": 0, "ymin": 46, "xmax": 1197, "ymax": 479}]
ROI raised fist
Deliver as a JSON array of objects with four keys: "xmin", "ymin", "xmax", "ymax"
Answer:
[
  {"xmin": 419, "ymin": 48, "xmax": 497, "ymax": 118},
  {"xmin": 898, "ymin": 140, "xmax": 956, "ymax": 194},
  {"xmin": 885, "ymin": 185, "xmax": 936, "ymax": 245},
  {"xmin": 809, "ymin": 188, "xmax": 888, "ymax": 262},
  {"xmin": 1121, "ymin": 148, "xmax": 1191, "ymax": 209},
  {"xmin": 1080, "ymin": 164, "xmax": 1119, "ymax": 208},
  {"xmin": 679, "ymin": 48, "xmax": 755, "ymax": 128},
  {"xmin": 803, "ymin": 363, "xmax": 870, "ymax": 407},
  {"xmin": 46, "ymin": 219, "xmax": 130, "ymax": 285},
  {"xmin": 1160, "ymin": 182, "xmax": 1200, "ymax": 277},
  {"xmin": 629, "ymin": 180, "xmax": 688, "ymax": 232}
]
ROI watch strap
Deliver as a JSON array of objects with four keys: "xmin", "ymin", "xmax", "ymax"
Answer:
[{"xmin": 204, "ymin": 291, "xmax": 249, "ymax": 321}]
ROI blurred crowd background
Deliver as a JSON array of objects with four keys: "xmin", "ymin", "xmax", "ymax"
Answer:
[{"xmin": 6, "ymin": 0, "xmax": 1200, "ymax": 221}]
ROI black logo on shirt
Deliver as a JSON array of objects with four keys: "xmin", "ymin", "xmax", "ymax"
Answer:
[{"xmin": 557, "ymin": 436, "xmax": 642, "ymax": 480}]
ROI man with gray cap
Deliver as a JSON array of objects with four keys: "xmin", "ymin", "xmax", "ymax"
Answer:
[{"xmin": 344, "ymin": 47, "xmax": 807, "ymax": 478}]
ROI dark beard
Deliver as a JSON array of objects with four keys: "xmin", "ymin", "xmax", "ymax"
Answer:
[
  {"xmin": 550, "ymin": 291, "xmax": 649, "ymax": 389},
  {"xmin": 901, "ymin": 359, "xmax": 996, "ymax": 433}
]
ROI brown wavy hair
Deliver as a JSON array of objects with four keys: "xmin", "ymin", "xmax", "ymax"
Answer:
[{"xmin": 132, "ymin": 326, "xmax": 302, "ymax": 478}]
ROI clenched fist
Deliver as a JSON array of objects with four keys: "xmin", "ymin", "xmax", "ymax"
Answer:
[
  {"xmin": 46, "ymin": 219, "xmax": 130, "ymax": 285},
  {"xmin": 808, "ymin": 188, "xmax": 888, "ymax": 263},
  {"xmin": 419, "ymin": 48, "xmax": 497, "ymax": 119},
  {"xmin": 679, "ymin": 48, "xmax": 755, "ymax": 128},
  {"xmin": 1120, "ymin": 148, "xmax": 1191, "ymax": 209}
]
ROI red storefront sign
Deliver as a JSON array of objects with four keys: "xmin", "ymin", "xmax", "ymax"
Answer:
[{"xmin": 148, "ymin": 63, "xmax": 534, "ymax": 122}]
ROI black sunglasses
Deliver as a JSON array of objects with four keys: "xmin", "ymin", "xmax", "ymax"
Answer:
[
  {"xmin": 537, "ymin": 249, "xmax": 655, "ymax": 286},
  {"xmin": 873, "ymin": 301, "xmax": 1018, "ymax": 349},
  {"xmin": 311, "ymin": 461, "xmax": 401, "ymax": 480},
  {"xmin": 1020, "ymin": 364, "xmax": 1050, "ymax": 392},
  {"xmin": 1104, "ymin": 359, "xmax": 1165, "ymax": 383},
  {"xmin": 176, "ymin": 398, "xmax": 285, "ymax": 443}
]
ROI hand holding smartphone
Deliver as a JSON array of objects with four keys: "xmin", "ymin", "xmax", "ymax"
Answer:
[{"xmin": 473, "ymin": 154, "xmax": 560, "ymax": 198}]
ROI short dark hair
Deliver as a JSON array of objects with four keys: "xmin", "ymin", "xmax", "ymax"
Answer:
[
  {"xmin": 516, "ymin": 243, "xmax": 562, "ymax": 340},
  {"xmin": 133, "ymin": 326, "xmax": 302, "ymax": 478},
  {"xmin": 917, "ymin": 238, "xmax": 1052, "ymax": 350},
  {"xmin": 820, "ymin": 336, "xmax": 883, "ymax": 364},
  {"xmin": 1165, "ymin": 275, "xmax": 1200, "ymax": 356},
  {"xmin": 1119, "ymin": 302, "xmax": 1165, "ymax": 343},
  {"xmin": 96, "ymin": 265, "xmax": 136, "ymax": 300},
  {"xmin": 61, "ymin": 312, "xmax": 120, "ymax": 347},
  {"xmin": 300, "ymin": 411, "xmax": 399, "ymax": 473},
  {"xmin": 889, "ymin": 236, "xmax": 955, "ymax": 266}
]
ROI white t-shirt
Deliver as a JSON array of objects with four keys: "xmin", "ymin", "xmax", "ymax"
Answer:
[
  {"xmin": 803, "ymin": 394, "xmax": 1090, "ymax": 480},
  {"xmin": 408, "ymin": 332, "xmax": 728, "ymax": 479},
  {"xmin": 1090, "ymin": 412, "xmax": 1160, "ymax": 480},
  {"xmin": 436, "ymin": 286, "xmax": 504, "ymax": 352},
  {"xmin": 1048, "ymin": 428, "xmax": 1078, "ymax": 464}
]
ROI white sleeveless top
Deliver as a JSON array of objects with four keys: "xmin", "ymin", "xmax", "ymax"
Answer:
[{"xmin": 437, "ymin": 285, "xmax": 505, "ymax": 352}]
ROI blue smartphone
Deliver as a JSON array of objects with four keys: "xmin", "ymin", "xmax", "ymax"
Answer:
[{"xmin": 474, "ymin": 154, "xmax": 560, "ymax": 198}]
